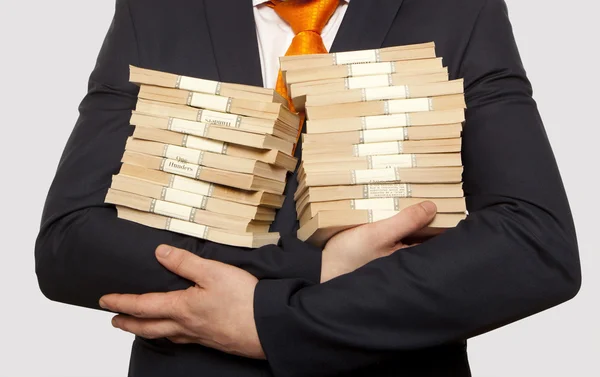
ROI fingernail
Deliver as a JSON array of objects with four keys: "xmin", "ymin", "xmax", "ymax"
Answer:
[
  {"xmin": 112, "ymin": 317, "xmax": 119, "ymax": 327},
  {"xmin": 420, "ymin": 201, "xmax": 437, "ymax": 215},
  {"xmin": 157, "ymin": 245, "xmax": 173, "ymax": 258},
  {"xmin": 99, "ymin": 299, "xmax": 107, "ymax": 309}
]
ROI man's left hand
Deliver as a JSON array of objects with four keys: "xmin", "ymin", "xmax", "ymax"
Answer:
[{"xmin": 99, "ymin": 245, "xmax": 265, "ymax": 359}]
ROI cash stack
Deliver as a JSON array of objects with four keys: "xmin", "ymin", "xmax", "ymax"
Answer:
[
  {"xmin": 281, "ymin": 42, "xmax": 468, "ymax": 247},
  {"xmin": 104, "ymin": 66, "xmax": 301, "ymax": 248}
]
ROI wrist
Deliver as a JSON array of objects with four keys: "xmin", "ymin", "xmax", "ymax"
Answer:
[{"xmin": 320, "ymin": 248, "xmax": 348, "ymax": 283}]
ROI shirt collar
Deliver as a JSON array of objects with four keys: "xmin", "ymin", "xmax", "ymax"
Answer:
[{"xmin": 253, "ymin": 0, "xmax": 349, "ymax": 6}]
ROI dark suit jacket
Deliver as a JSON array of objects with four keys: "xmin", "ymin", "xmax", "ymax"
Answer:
[{"xmin": 35, "ymin": 0, "xmax": 581, "ymax": 376}]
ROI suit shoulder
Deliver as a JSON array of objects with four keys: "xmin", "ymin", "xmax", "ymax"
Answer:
[
  {"xmin": 126, "ymin": 0, "xmax": 202, "ymax": 12},
  {"xmin": 426, "ymin": 0, "xmax": 503, "ymax": 11},
  {"xmin": 124, "ymin": 0, "xmax": 206, "ymax": 28},
  {"xmin": 458, "ymin": 0, "xmax": 508, "ymax": 12},
  {"xmin": 406, "ymin": 0, "xmax": 499, "ymax": 18}
]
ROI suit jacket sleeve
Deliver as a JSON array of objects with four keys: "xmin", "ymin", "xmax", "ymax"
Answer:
[
  {"xmin": 253, "ymin": 1, "xmax": 581, "ymax": 376},
  {"xmin": 34, "ymin": 0, "xmax": 321, "ymax": 310}
]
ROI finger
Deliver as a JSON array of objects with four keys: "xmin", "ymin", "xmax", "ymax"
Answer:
[
  {"xmin": 370, "ymin": 201, "xmax": 437, "ymax": 246},
  {"xmin": 156, "ymin": 245, "xmax": 210, "ymax": 285},
  {"xmin": 155, "ymin": 245, "xmax": 224, "ymax": 286},
  {"xmin": 99, "ymin": 291, "xmax": 181, "ymax": 319},
  {"xmin": 167, "ymin": 336, "xmax": 223, "ymax": 351},
  {"xmin": 167, "ymin": 336, "xmax": 193, "ymax": 345},
  {"xmin": 398, "ymin": 227, "xmax": 446, "ymax": 247},
  {"xmin": 112, "ymin": 315, "xmax": 183, "ymax": 340}
]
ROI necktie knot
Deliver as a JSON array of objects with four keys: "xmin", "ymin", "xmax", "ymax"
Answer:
[
  {"xmin": 269, "ymin": 0, "xmax": 340, "ymax": 36},
  {"xmin": 267, "ymin": 0, "xmax": 342, "ymax": 150}
]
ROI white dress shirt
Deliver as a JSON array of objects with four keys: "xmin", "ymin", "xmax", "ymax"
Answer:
[{"xmin": 252, "ymin": 0, "xmax": 350, "ymax": 89}]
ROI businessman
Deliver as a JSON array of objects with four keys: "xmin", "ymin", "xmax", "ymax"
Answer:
[{"xmin": 35, "ymin": 0, "xmax": 581, "ymax": 376}]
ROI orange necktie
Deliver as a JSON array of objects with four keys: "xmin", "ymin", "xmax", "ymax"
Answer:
[{"xmin": 267, "ymin": 0, "xmax": 341, "ymax": 148}]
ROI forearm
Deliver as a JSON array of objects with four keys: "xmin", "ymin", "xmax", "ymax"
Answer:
[
  {"xmin": 253, "ymin": 1, "xmax": 581, "ymax": 375},
  {"xmin": 34, "ymin": 0, "xmax": 321, "ymax": 311},
  {"xmin": 255, "ymin": 199, "xmax": 580, "ymax": 376},
  {"xmin": 35, "ymin": 207, "xmax": 320, "ymax": 310},
  {"xmin": 254, "ymin": 104, "xmax": 581, "ymax": 376},
  {"xmin": 35, "ymin": 91, "xmax": 320, "ymax": 310}
]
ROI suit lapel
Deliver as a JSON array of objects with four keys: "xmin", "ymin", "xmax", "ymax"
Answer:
[
  {"xmin": 202, "ymin": 0, "xmax": 404, "ymax": 85},
  {"xmin": 331, "ymin": 0, "xmax": 405, "ymax": 53},
  {"xmin": 203, "ymin": 0, "xmax": 264, "ymax": 87},
  {"xmin": 200, "ymin": 0, "xmax": 405, "ymax": 234}
]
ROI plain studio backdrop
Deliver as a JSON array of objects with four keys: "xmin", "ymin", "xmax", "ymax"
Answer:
[{"xmin": 0, "ymin": 1, "xmax": 597, "ymax": 376}]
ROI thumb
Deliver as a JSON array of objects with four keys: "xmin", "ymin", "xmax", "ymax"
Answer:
[
  {"xmin": 370, "ymin": 201, "xmax": 437, "ymax": 246},
  {"xmin": 155, "ymin": 245, "xmax": 214, "ymax": 286}
]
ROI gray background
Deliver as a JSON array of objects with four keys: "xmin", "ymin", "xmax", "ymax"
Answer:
[{"xmin": 0, "ymin": 0, "xmax": 597, "ymax": 376}]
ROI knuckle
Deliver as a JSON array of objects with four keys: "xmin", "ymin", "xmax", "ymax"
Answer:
[
  {"xmin": 139, "ymin": 327, "xmax": 156, "ymax": 340},
  {"xmin": 402, "ymin": 205, "xmax": 429, "ymax": 226},
  {"xmin": 170, "ymin": 292, "xmax": 188, "ymax": 321},
  {"xmin": 133, "ymin": 299, "xmax": 146, "ymax": 318},
  {"xmin": 132, "ymin": 308, "xmax": 145, "ymax": 318},
  {"xmin": 404, "ymin": 204, "xmax": 426, "ymax": 218},
  {"xmin": 133, "ymin": 309, "xmax": 145, "ymax": 318},
  {"xmin": 168, "ymin": 336, "xmax": 187, "ymax": 344},
  {"xmin": 172, "ymin": 254, "xmax": 187, "ymax": 275}
]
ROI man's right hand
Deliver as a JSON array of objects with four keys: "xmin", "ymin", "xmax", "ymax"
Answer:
[{"xmin": 320, "ymin": 201, "xmax": 438, "ymax": 283}]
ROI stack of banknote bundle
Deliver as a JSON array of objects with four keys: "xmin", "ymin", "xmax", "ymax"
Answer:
[
  {"xmin": 104, "ymin": 66, "xmax": 301, "ymax": 248},
  {"xmin": 280, "ymin": 42, "xmax": 468, "ymax": 247}
]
